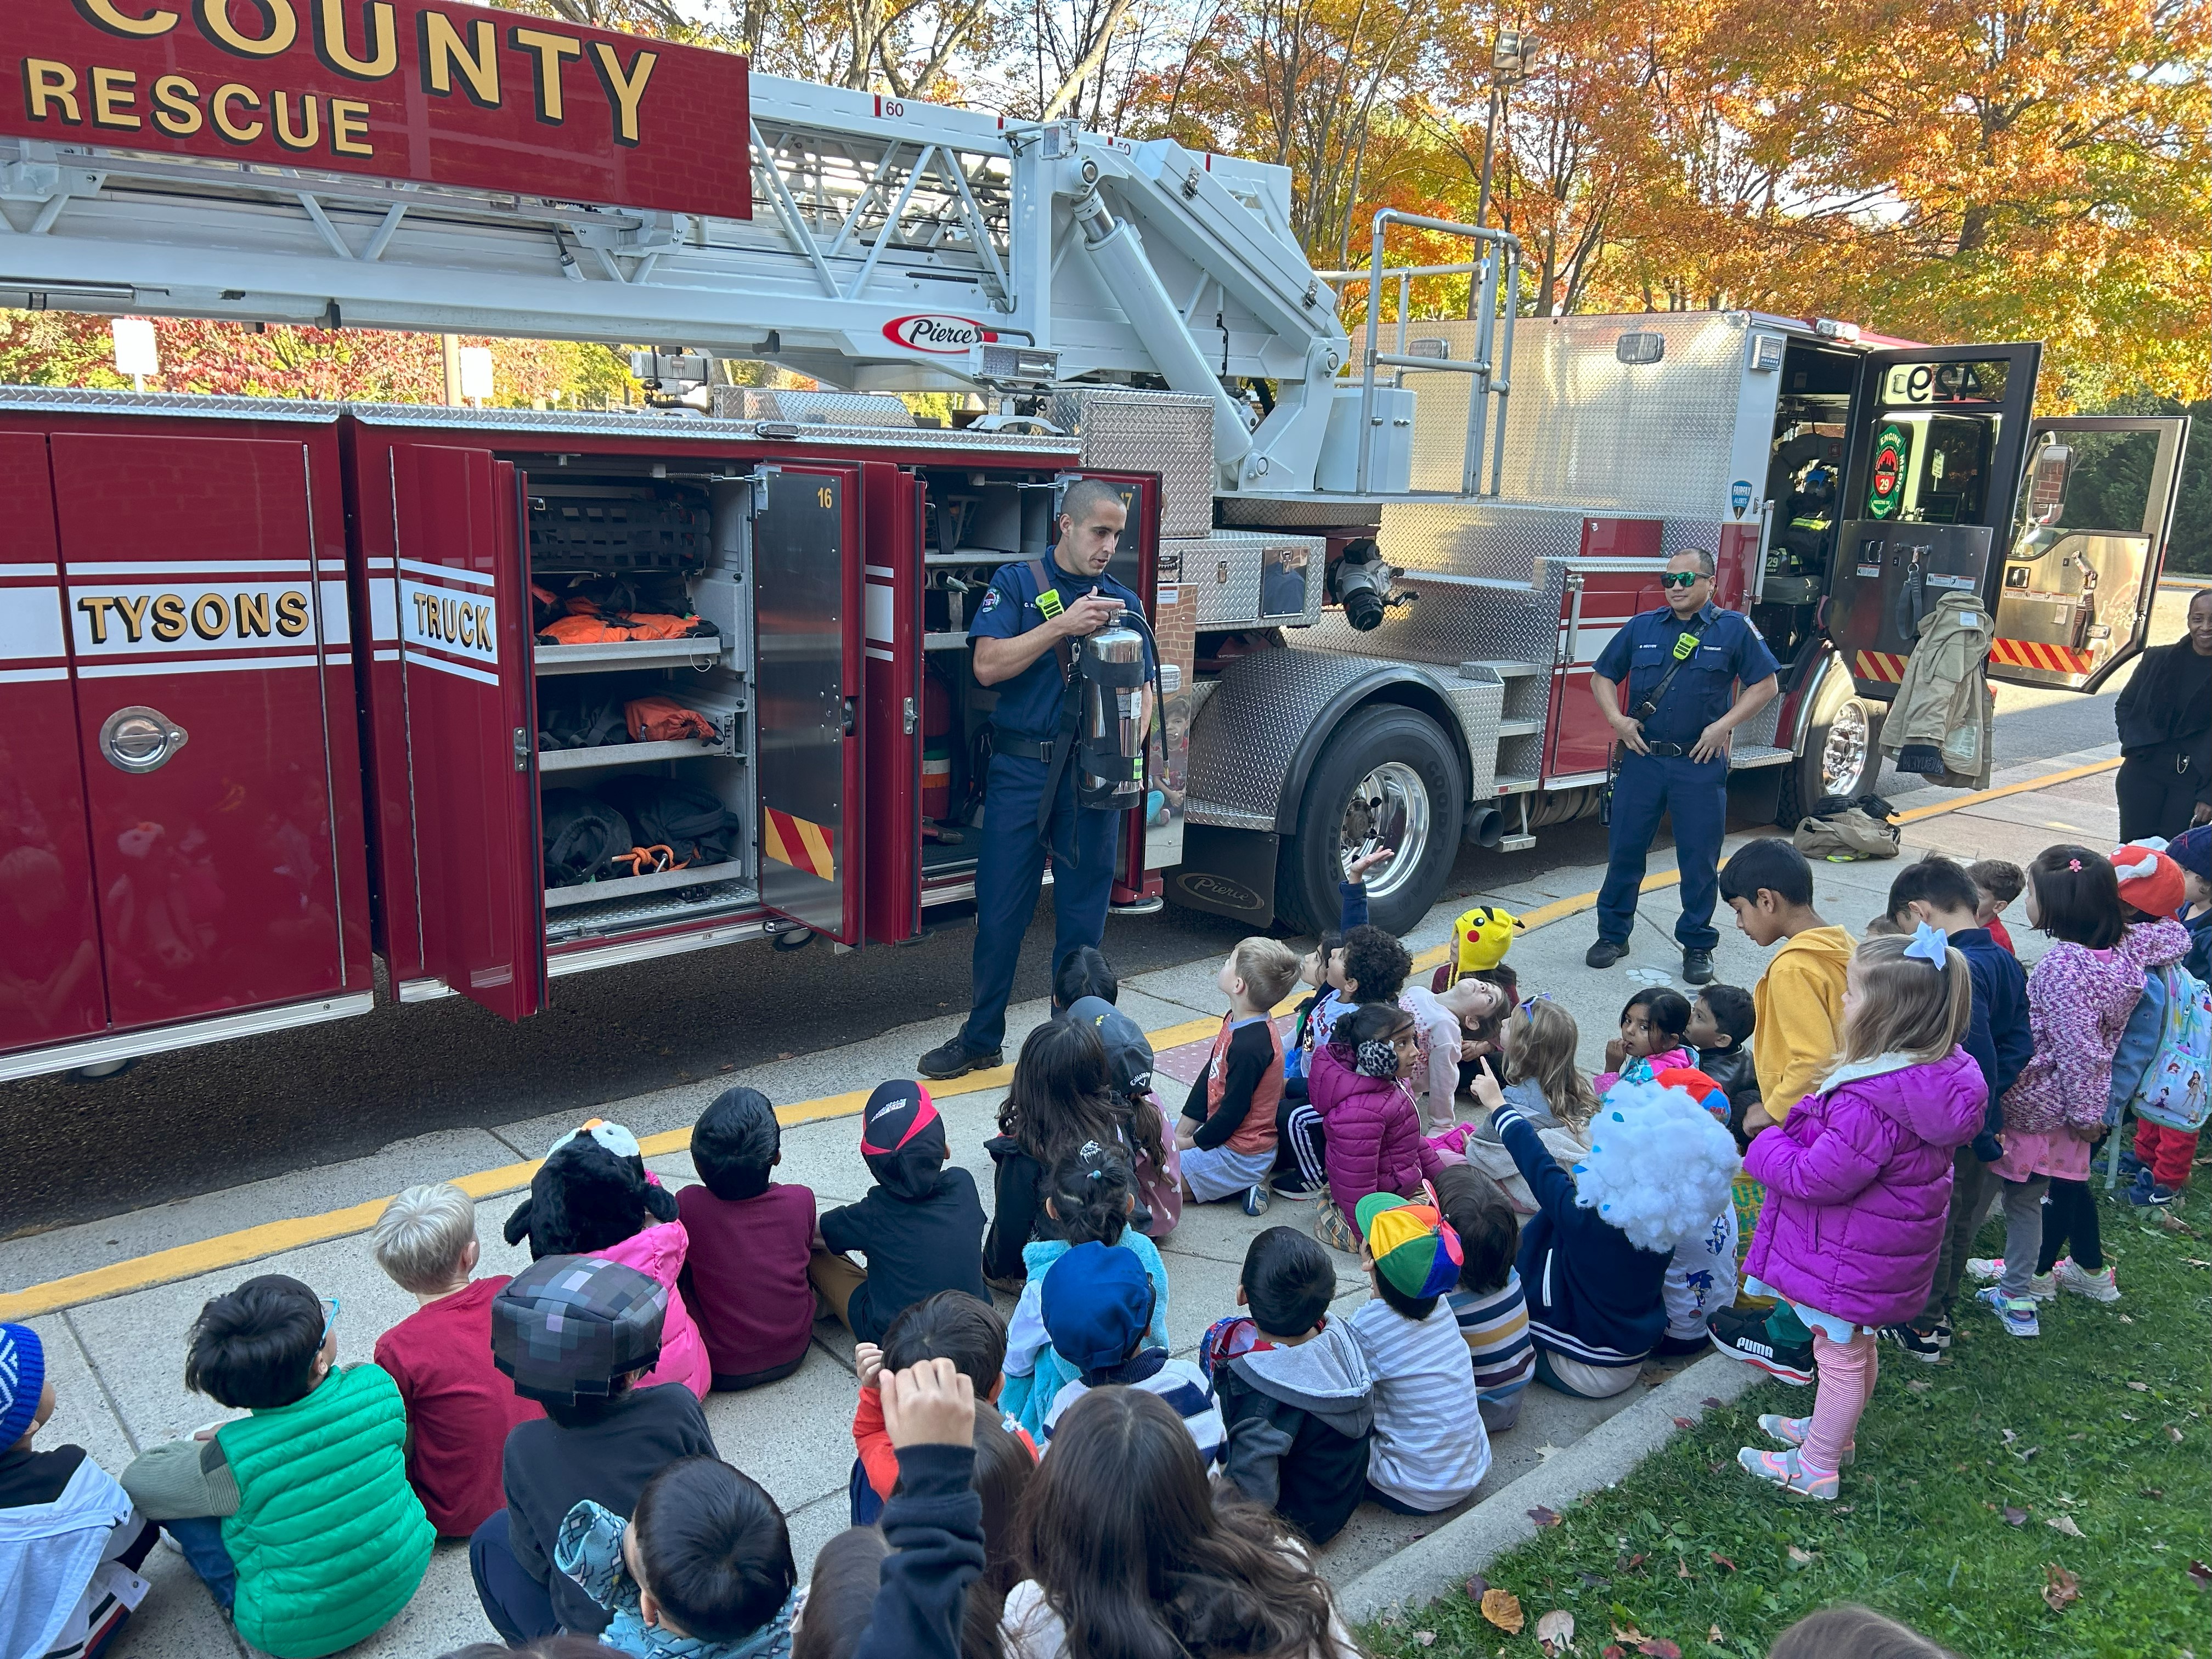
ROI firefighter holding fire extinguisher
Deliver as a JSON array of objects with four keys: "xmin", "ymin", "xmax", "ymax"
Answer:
[{"xmin": 919, "ymin": 479, "xmax": 1155, "ymax": 1080}]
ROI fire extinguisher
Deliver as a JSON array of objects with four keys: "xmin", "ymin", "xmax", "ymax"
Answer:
[{"xmin": 921, "ymin": 659, "xmax": 955, "ymax": 823}]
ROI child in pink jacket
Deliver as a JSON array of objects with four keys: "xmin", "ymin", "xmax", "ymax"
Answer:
[
  {"xmin": 1308, "ymin": 1001, "xmax": 1441, "ymax": 1249},
  {"xmin": 1736, "ymin": 928, "xmax": 1985, "ymax": 1499}
]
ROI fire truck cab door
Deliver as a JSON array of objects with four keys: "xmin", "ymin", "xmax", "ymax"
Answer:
[
  {"xmin": 1826, "ymin": 343, "xmax": 2040, "ymax": 696},
  {"xmin": 754, "ymin": 465, "xmax": 865, "ymax": 944},
  {"xmin": 1991, "ymin": 415, "xmax": 2191, "ymax": 692},
  {"xmin": 391, "ymin": 445, "xmax": 546, "ymax": 1020}
]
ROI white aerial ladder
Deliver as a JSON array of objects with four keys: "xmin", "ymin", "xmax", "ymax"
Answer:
[{"xmin": 0, "ymin": 72, "xmax": 1520, "ymax": 501}]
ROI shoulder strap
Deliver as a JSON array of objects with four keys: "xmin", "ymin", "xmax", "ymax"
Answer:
[
  {"xmin": 1630, "ymin": 610, "xmax": 1717, "ymax": 720},
  {"xmin": 1027, "ymin": 558, "xmax": 1075, "ymax": 684}
]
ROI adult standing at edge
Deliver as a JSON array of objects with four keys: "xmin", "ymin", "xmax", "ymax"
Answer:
[
  {"xmin": 2113, "ymin": 586, "xmax": 2212, "ymax": 842},
  {"xmin": 1585, "ymin": 549, "xmax": 1780, "ymax": 985},
  {"xmin": 919, "ymin": 479, "xmax": 1154, "ymax": 1080}
]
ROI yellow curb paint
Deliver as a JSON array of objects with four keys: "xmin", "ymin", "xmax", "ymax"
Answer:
[{"xmin": 0, "ymin": 753, "xmax": 2119, "ymax": 1321}]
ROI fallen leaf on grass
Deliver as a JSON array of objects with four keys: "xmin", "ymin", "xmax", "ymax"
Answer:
[
  {"xmin": 1410, "ymin": 1633, "xmax": 1435, "ymax": 1648},
  {"xmin": 1677, "ymin": 1558, "xmax": 1690, "ymax": 1579},
  {"xmin": 2118, "ymin": 1313, "xmax": 2134, "ymax": 1323},
  {"xmin": 1621, "ymin": 1553, "xmax": 1649, "ymax": 1573},
  {"xmin": 1601, "ymin": 1648, "xmax": 1626, "ymax": 1659},
  {"xmin": 2047, "ymin": 1516, "xmax": 2086, "ymax": 1538},
  {"xmin": 1672, "ymin": 1417, "xmax": 1696, "ymax": 1429},
  {"xmin": 1787, "ymin": 1545, "xmax": 1816, "ymax": 1566},
  {"xmin": 2003, "ymin": 1507, "xmax": 2029, "ymax": 1527},
  {"xmin": 1701, "ymin": 1396, "xmax": 1724, "ymax": 1408},
  {"xmin": 1905, "ymin": 1379, "xmax": 1931, "ymax": 1393},
  {"xmin": 1708, "ymin": 1553, "xmax": 1737, "ymax": 1572},
  {"xmin": 1610, "ymin": 1626, "xmax": 1648, "ymax": 1646},
  {"xmin": 1535, "ymin": 1610, "xmax": 1576, "ymax": 1654},
  {"xmin": 2186, "ymin": 1560, "xmax": 2212, "ymax": 1590},
  {"xmin": 1529, "ymin": 1505, "xmax": 1563, "ymax": 1527},
  {"xmin": 2140, "ymin": 1487, "xmax": 2164, "ymax": 1499},
  {"xmin": 2128, "ymin": 1381, "xmax": 2151, "ymax": 1392},
  {"xmin": 1709, "ymin": 1627, "xmax": 1724, "ymax": 1646},
  {"xmin": 2043, "ymin": 1564, "xmax": 2081, "ymax": 1613},
  {"xmin": 1480, "ymin": 1588, "xmax": 1525, "ymax": 1635},
  {"xmin": 1535, "ymin": 1443, "xmax": 1564, "ymax": 1462},
  {"xmin": 2001, "ymin": 1427, "xmax": 2018, "ymax": 1442},
  {"xmin": 2170, "ymin": 1425, "xmax": 2187, "ymax": 1444},
  {"xmin": 2012, "ymin": 1446, "xmax": 2042, "ymax": 1463},
  {"xmin": 1463, "ymin": 1576, "xmax": 1490, "ymax": 1602},
  {"xmin": 1639, "ymin": 1643, "xmax": 1681, "ymax": 1659}
]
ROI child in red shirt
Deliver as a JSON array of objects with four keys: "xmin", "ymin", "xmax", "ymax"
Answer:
[
  {"xmin": 370, "ymin": 1183, "xmax": 541, "ymax": 1537},
  {"xmin": 847, "ymin": 1291, "xmax": 1036, "ymax": 1524},
  {"xmin": 676, "ymin": 1087, "xmax": 819, "ymax": 1390},
  {"xmin": 1970, "ymin": 859, "xmax": 2025, "ymax": 956}
]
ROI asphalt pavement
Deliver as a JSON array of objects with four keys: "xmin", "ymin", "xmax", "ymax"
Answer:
[{"xmin": 1, "ymin": 587, "xmax": 2182, "ymax": 1237}]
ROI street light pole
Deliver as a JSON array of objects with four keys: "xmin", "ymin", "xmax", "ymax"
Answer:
[{"xmin": 1475, "ymin": 83, "xmax": 1504, "ymax": 230}]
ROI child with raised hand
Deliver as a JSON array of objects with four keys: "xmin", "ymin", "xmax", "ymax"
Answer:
[
  {"xmin": 986, "ymin": 1020, "xmax": 1139, "ymax": 1291},
  {"xmin": 1594, "ymin": 987, "xmax": 1694, "ymax": 1095},
  {"xmin": 1736, "ymin": 927, "xmax": 1985, "ymax": 1499},
  {"xmin": 1036, "ymin": 1242, "xmax": 1224, "ymax": 1464},
  {"xmin": 1442, "ymin": 996, "xmax": 1597, "ymax": 1218},
  {"xmin": 998, "ymin": 1142, "xmax": 1171, "ymax": 1437},
  {"xmin": 371, "ymin": 1182, "xmax": 543, "ymax": 1538},
  {"xmin": 1307, "ymin": 1000, "xmax": 1442, "ymax": 1251},
  {"xmin": 1493, "ymin": 1075, "xmax": 1738, "ymax": 1398},
  {"xmin": 1001, "ymin": 1388, "xmax": 1362, "ymax": 1659},
  {"xmin": 554, "ymin": 1455, "xmax": 797, "ymax": 1657},
  {"xmin": 1348, "ymin": 1192, "xmax": 1492, "ymax": 1513},
  {"xmin": 121, "ymin": 1275, "xmax": 434, "ymax": 1657},
  {"xmin": 799, "ymin": 1359, "xmax": 991, "ymax": 1659},
  {"xmin": 849, "ymin": 1291, "xmax": 1035, "ymax": 1526},
  {"xmin": 678, "ymin": 1088, "xmax": 817, "ymax": 1391},
  {"xmin": 1178, "ymin": 937, "xmax": 1302, "ymax": 1216},
  {"xmin": 1204, "ymin": 1228, "xmax": 1375, "ymax": 1547},
  {"xmin": 1432, "ymin": 1167, "xmax": 1533, "ymax": 1432},
  {"xmin": 1970, "ymin": 846, "xmax": 2181, "ymax": 1334}
]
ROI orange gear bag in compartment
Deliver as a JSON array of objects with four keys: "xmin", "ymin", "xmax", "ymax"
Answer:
[{"xmin": 624, "ymin": 696, "xmax": 719, "ymax": 743}]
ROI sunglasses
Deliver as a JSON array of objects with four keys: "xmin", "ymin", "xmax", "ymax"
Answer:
[
  {"xmin": 1659, "ymin": 571, "xmax": 1705, "ymax": 589},
  {"xmin": 319, "ymin": 1296, "xmax": 341, "ymax": 1339}
]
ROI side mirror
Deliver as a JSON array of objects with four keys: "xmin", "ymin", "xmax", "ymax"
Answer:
[{"xmin": 2027, "ymin": 443, "xmax": 2072, "ymax": 526}]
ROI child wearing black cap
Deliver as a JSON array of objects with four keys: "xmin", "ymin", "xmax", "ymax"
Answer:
[
  {"xmin": 679, "ymin": 1088, "xmax": 819, "ymax": 1391},
  {"xmin": 473, "ymin": 1256, "xmax": 718, "ymax": 1644},
  {"xmin": 812, "ymin": 1081, "xmax": 989, "ymax": 1347}
]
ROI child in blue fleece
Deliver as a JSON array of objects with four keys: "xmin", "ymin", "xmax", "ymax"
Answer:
[{"xmin": 556, "ymin": 1455, "xmax": 797, "ymax": 1658}]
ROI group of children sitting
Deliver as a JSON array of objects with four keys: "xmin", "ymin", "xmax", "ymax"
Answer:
[{"xmin": 5, "ymin": 822, "xmax": 2205, "ymax": 1659}]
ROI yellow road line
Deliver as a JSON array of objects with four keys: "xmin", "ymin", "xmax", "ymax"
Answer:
[{"xmin": 0, "ymin": 753, "xmax": 2119, "ymax": 1321}]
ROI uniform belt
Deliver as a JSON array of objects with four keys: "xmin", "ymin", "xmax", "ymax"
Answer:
[
  {"xmin": 994, "ymin": 732, "xmax": 1057, "ymax": 761},
  {"xmin": 1639, "ymin": 741, "xmax": 1692, "ymax": 759}
]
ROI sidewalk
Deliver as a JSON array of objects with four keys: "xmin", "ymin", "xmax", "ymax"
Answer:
[{"xmin": 3, "ymin": 744, "xmax": 2123, "ymax": 1659}]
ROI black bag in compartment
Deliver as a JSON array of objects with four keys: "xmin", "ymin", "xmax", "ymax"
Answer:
[
  {"xmin": 542, "ymin": 788, "xmax": 635, "ymax": 887},
  {"xmin": 536, "ymin": 681, "xmax": 630, "ymax": 751},
  {"xmin": 595, "ymin": 776, "xmax": 742, "ymax": 868}
]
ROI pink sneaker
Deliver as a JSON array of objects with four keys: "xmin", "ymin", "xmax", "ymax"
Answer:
[
  {"xmin": 1757, "ymin": 1413, "xmax": 1854, "ymax": 1466},
  {"xmin": 1737, "ymin": 1444, "xmax": 1838, "ymax": 1499}
]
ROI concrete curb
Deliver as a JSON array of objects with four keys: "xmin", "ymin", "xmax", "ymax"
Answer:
[{"xmin": 1337, "ymin": 1352, "xmax": 1765, "ymax": 1624}]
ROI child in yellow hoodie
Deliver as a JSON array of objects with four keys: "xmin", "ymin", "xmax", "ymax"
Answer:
[{"xmin": 1704, "ymin": 837, "xmax": 1855, "ymax": 1386}]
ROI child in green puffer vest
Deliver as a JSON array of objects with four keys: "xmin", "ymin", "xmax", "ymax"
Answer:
[{"xmin": 120, "ymin": 1273, "xmax": 432, "ymax": 1659}]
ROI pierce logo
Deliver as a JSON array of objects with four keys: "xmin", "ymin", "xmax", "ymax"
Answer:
[{"xmin": 884, "ymin": 314, "xmax": 997, "ymax": 354}]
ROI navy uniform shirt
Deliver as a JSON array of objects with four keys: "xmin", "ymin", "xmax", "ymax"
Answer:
[
  {"xmin": 1592, "ymin": 601, "xmax": 1779, "ymax": 749},
  {"xmin": 969, "ymin": 555, "xmax": 1152, "ymax": 740}
]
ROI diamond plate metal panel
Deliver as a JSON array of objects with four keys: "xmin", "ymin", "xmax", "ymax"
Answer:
[
  {"xmin": 713, "ymin": 388, "xmax": 916, "ymax": 426},
  {"xmin": 1300, "ymin": 562, "xmax": 1569, "ymax": 673},
  {"xmin": 1048, "ymin": 389, "xmax": 1216, "ymax": 539},
  {"xmin": 1165, "ymin": 532, "xmax": 1326, "ymax": 628},
  {"xmin": 347, "ymin": 401, "xmax": 1084, "ymax": 456},
  {"xmin": 0, "ymin": 385, "xmax": 340, "ymax": 423},
  {"xmin": 1441, "ymin": 675, "xmax": 1502, "ymax": 800},
  {"xmin": 1188, "ymin": 648, "xmax": 1397, "ymax": 823},
  {"xmin": 1734, "ymin": 693, "xmax": 1783, "ymax": 749},
  {"xmin": 1216, "ymin": 495, "xmax": 1389, "ymax": 528},
  {"xmin": 1370, "ymin": 315, "xmax": 1756, "ymax": 516},
  {"xmin": 1662, "ymin": 518, "xmax": 1727, "ymax": 561},
  {"xmin": 1377, "ymin": 498, "xmax": 1587, "ymax": 581}
]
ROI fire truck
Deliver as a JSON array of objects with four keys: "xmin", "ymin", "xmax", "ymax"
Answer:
[{"xmin": 0, "ymin": 4, "xmax": 2189, "ymax": 1081}]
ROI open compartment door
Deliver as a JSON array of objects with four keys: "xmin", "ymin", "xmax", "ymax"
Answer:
[
  {"xmin": 863, "ymin": 464, "xmax": 924, "ymax": 945},
  {"xmin": 1993, "ymin": 415, "xmax": 2191, "ymax": 691},
  {"xmin": 391, "ymin": 445, "xmax": 545, "ymax": 1019},
  {"xmin": 1825, "ymin": 343, "xmax": 2040, "ymax": 696},
  {"xmin": 755, "ymin": 464, "xmax": 865, "ymax": 943}
]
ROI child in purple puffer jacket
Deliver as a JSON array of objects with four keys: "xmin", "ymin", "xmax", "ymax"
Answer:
[
  {"xmin": 1308, "ymin": 1002, "xmax": 1441, "ymax": 1251},
  {"xmin": 1735, "ymin": 927, "xmax": 1986, "ymax": 1499}
]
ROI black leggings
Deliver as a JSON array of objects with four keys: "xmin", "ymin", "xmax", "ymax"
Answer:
[
  {"xmin": 2035, "ymin": 1177, "xmax": 2104, "ymax": 1274},
  {"xmin": 2117, "ymin": 747, "xmax": 2207, "ymax": 844}
]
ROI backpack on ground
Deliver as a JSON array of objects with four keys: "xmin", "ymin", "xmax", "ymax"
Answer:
[{"xmin": 2127, "ymin": 961, "xmax": 2212, "ymax": 1133}]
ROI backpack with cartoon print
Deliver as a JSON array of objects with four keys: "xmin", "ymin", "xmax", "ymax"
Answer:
[{"xmin": 2128, "ymin": 962, "xmax": 2212, "ymax": 1133}]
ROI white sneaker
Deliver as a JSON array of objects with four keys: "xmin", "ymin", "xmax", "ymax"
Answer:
[
  {"xmin": 2052, "ymin": 1257, "xmax": 2120, "ymax": 1304},
  {"xmin": 2026, "ymin": 1271, "xmax": 2057, "ymax": 1301},
  {"xmin": 1965, "ymin": 1256, "xmax": 2005, "ymax": 1281}
]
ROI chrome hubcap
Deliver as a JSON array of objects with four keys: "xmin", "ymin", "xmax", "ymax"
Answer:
[
  {"xmin": 1339, "ymin": 761, "xmax": 1431, "ymax": 899},
  {"xmin": 1820, "ymin": 701, "xmax": 1870, "ymax": 797}
]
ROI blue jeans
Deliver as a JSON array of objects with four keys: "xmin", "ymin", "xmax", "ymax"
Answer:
[
  {"xmin": 1598, "ymin": 750, "xmax": 1728, "ymax": 951},
  {"xmin": 162, "ymin": 1517, "xmax": 235, "ymax": 1611},
  {"xmin": 957, "ymin": 750, "xmax": 1122, "ymax": 1057},
  {"xmin": 469, "ymin": 1508, "xmax": 559, "ymax": 1645}
]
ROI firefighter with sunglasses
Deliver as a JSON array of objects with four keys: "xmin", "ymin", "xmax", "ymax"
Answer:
[{"xmin": 1586, "ymin": 549, "xmax": 1779, "ymax": 985}]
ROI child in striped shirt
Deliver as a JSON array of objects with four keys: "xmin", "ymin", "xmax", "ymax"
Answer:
[
  {"xmin": 1037, "ymin": 1243, "xmax": 1223, "ymax": 1469},
  {"xmin": 1435, "ymin": 1167, "xmax": 1533, "ymax": 1433}
]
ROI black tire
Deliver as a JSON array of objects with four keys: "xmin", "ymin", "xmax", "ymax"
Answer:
[
  {"xmin": 1778, "ymin": 673, "xmax": 1881, "ymax": 826},
  {"xmin": 1277, "ymin": 703, "xmax": 1465, "ymax": 935}
]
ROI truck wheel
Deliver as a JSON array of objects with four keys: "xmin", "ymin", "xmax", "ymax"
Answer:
[
  {"xmin": 1278, "ymin": 704, "xmax": 1464, "ymax": 935},
  {"xmin": 1778, "ymin": 684, "xmax": 1879, "ymax": 826}
]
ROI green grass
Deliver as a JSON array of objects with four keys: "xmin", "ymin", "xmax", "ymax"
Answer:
[{"xmin": 1362, "ymin": 1192, "xmax": 2211, "ymax": 1658}]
